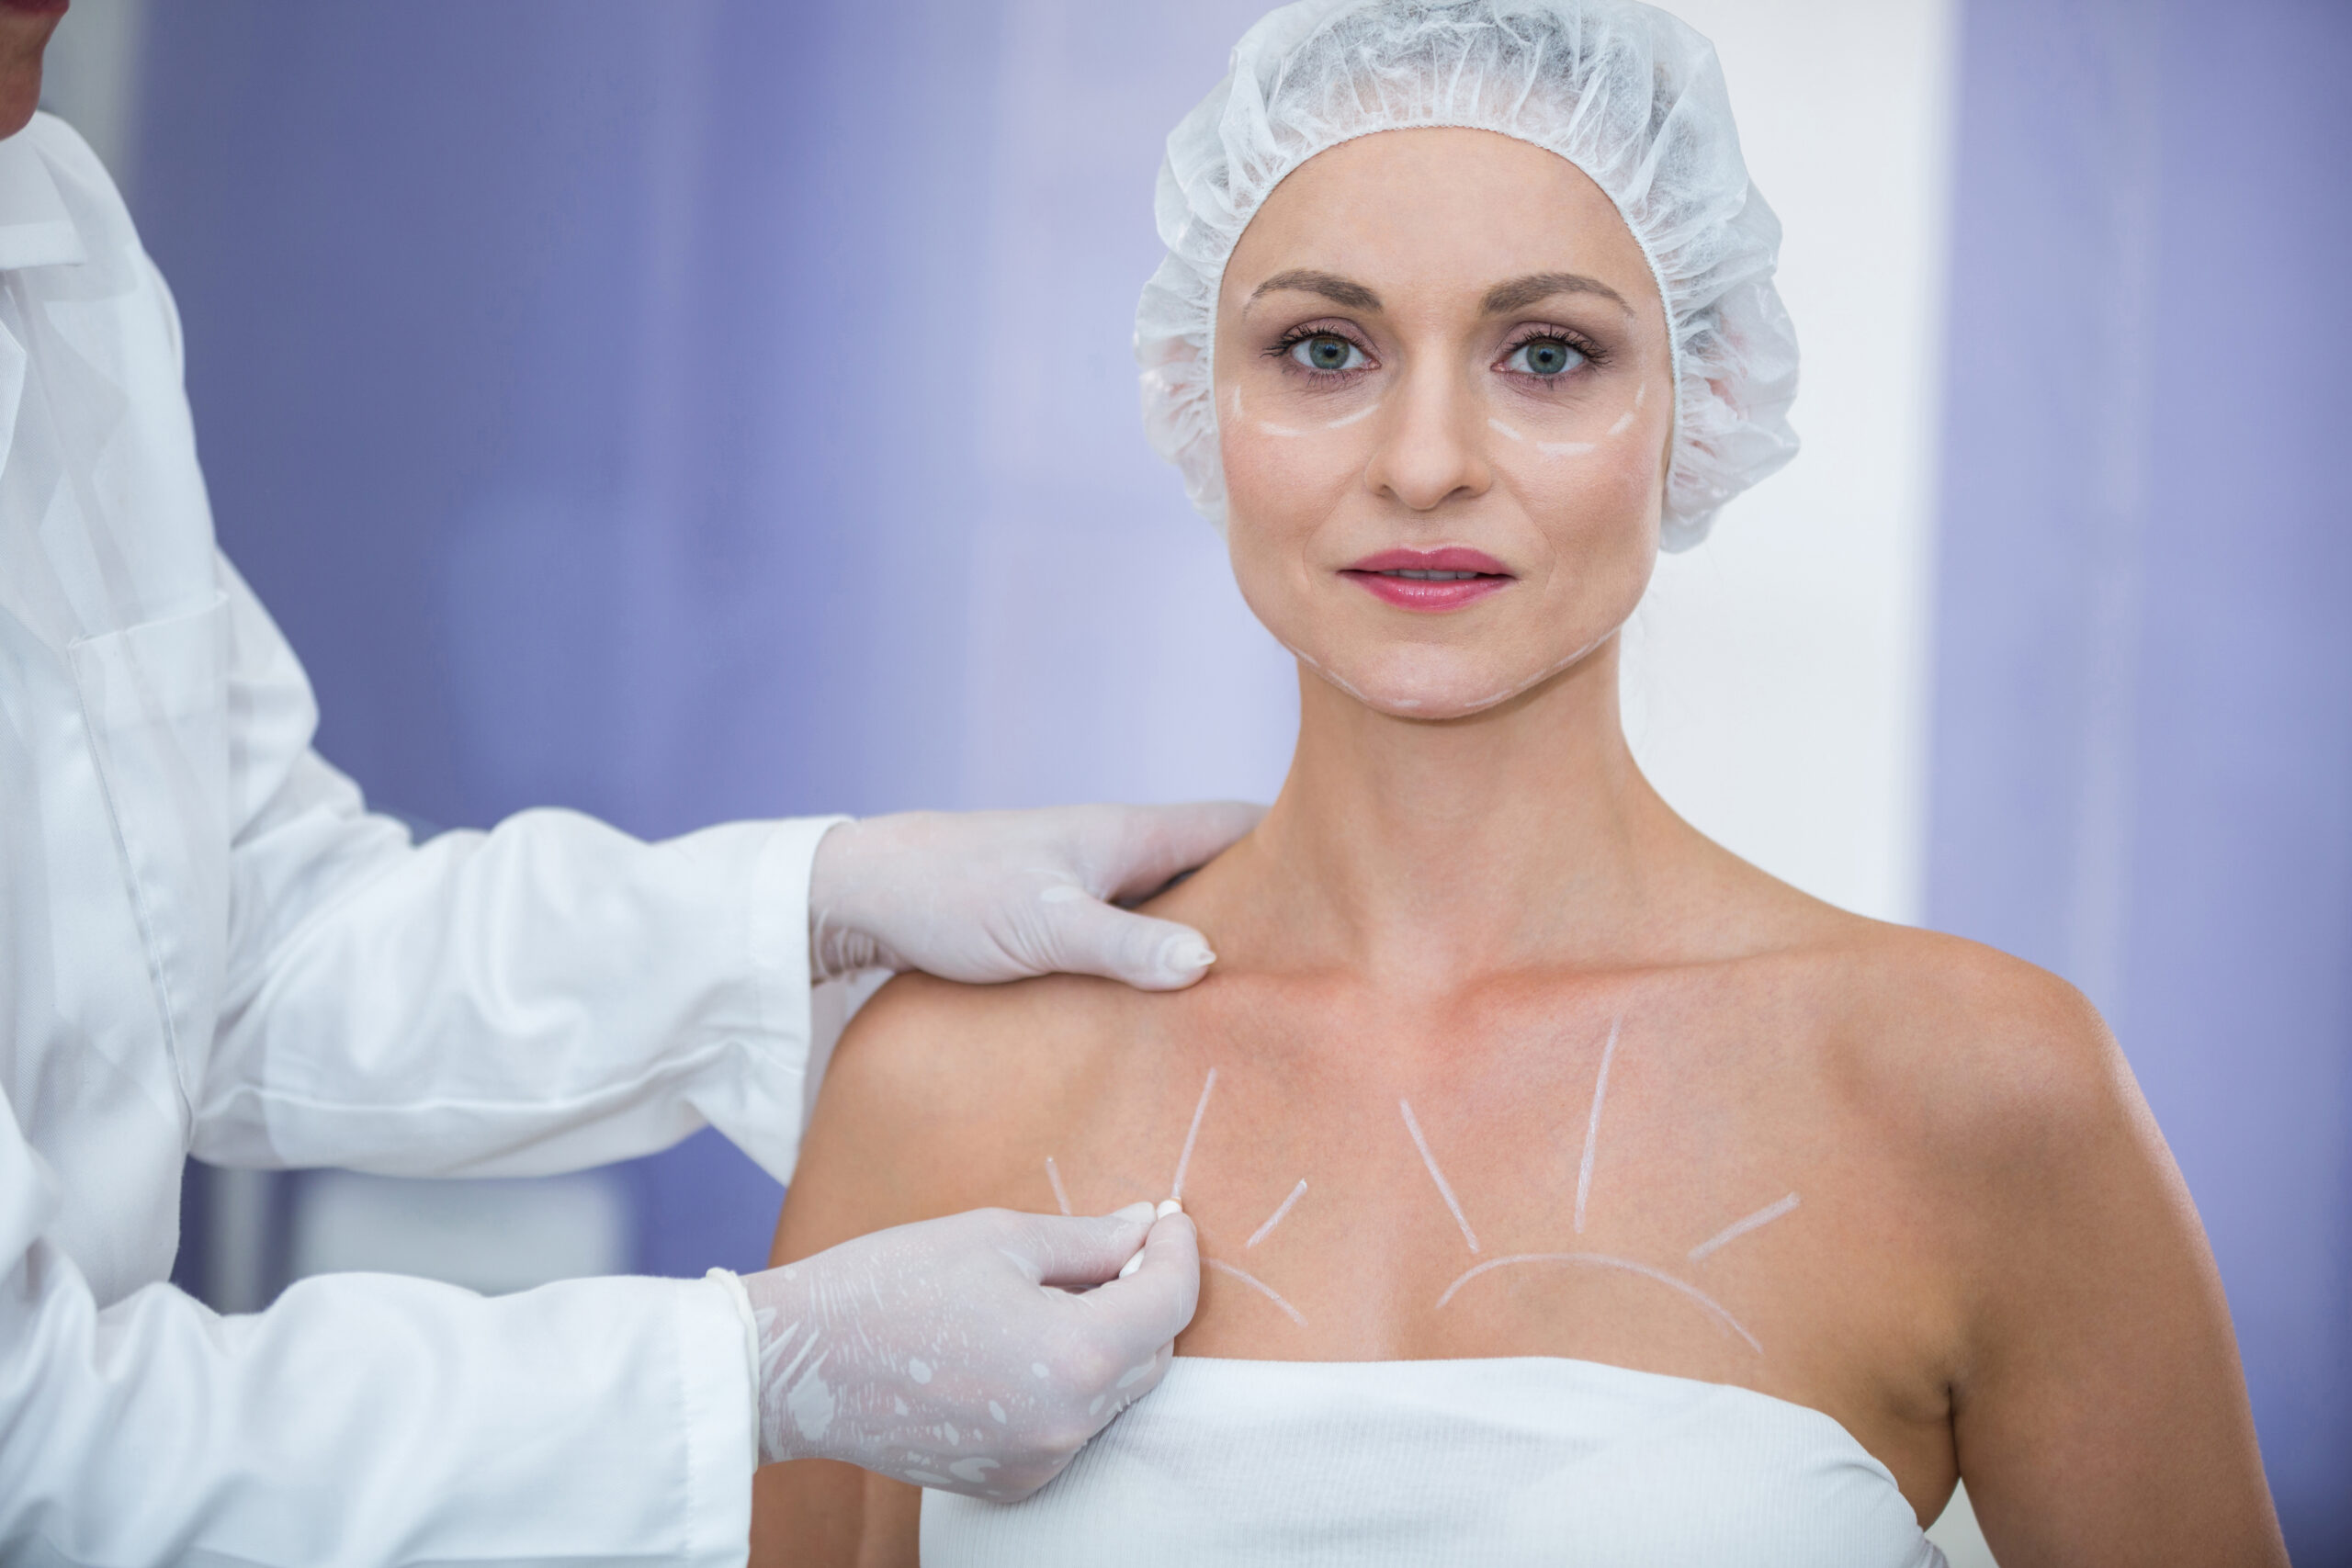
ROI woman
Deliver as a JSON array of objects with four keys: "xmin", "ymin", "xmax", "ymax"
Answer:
[{"xmin": 754, "ymin": 1, "xmax": 2286, "ymax": 1562}]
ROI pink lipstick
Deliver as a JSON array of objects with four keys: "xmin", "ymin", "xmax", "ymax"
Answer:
[{"xmin": 1341, "ymin": 547, "xmax": 1514, "ymax": 612}]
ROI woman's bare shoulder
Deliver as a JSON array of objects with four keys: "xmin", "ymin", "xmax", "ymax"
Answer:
[
  {"xmin": 776, "ymin": 971, "xmax": 1135, "ymax": 1258},
  {"xmin": 1790, "ymin": 919, "xmax": 2148, "ymax": 1186}
]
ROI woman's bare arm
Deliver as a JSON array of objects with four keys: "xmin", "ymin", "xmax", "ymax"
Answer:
[
  {"xmin": 749, "ymin": 975, "xmax": 1064, "ymax": 1568},
  {"xmin": 1938, "ymin": 967, "xmax": 2286, "ymax": 1565}
]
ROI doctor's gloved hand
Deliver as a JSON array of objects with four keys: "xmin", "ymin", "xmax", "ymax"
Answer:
[
  {"xmin": 740, "ymin": 1202, "xmax": 1199, "ymax": 1498},
  {"xmin": 808, "ymin": 803, "xmax": 1262, "ymax": 989}
]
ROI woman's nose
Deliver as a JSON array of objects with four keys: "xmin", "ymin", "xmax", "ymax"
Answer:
[{"xmin": 1363, "ymin": 364, "xmax": 1493, "ymax": 513}]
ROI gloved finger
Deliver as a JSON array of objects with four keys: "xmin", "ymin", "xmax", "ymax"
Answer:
[
  {"xmin": 1035, "ymin": 897, "xmax": 1221, "ymax": 991},
  {"xmin": 1092, "ymin": 800, "xmax": 1266, "ymax": 901},
  {"xmin": 1076, "ymin": 1211, "xmax": 1201, "ymax": 1349},
  {"xmin": 999, "ymin": 1204, "xmax": 1157, "ymax": 1288},
  {"xmin": 1073, "ymin": 1338, "xmax": 1181, "ymax": 1452}
]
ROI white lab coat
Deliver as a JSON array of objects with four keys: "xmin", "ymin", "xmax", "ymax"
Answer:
[{"xmin": 0, "ymin": 114, "xmax": 835, "ymax": 1565}]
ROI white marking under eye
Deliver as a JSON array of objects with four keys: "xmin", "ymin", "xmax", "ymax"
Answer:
[
  {"xmin": 1255, "ymin": 420, "xmax": 1306, "ymax": 437},
  {"xmin": 1323, "ymin": 402, "xmax": 1379, "ymax": 428},
  {"xmin": 1487, "ymin": 416, "xmax": 1526, "ymax": 443},
  {"xmin": 1607, "ymin": 408, "xmax": 1635, "ymax": 436},
  {"xmin": 1538, "ymin": 440, "xmax": 1597, "ymax": 458}
]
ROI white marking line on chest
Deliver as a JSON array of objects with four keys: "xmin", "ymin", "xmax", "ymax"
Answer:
[
  {"xmin": 1685, "ymin": 1191, "xmax": 1801, "ymax": 1263},
  {"xmin": 1573, "ymin": 1014, "xmax": 1623, "ymax": 1235},
  {"xmin": 1245, "ymin": 1179, "xmax": 1309, "ymax": 1249},
  {"xmin": 1170, "ymin": 1067, "xmax": 1219, "ymax": 1202},
  {"xmin": 1043, "ymin": 1156, "xmax": 1072, "ymax": 1216},
  {"xmin": 1205, "ymin": 1258, "xmax": 1308, "ymax": 1326},
  {"xmin": 1434, "ymin": 1252, "xmax": 1762, "ymax": 1354},
  {"xmin": 1399, "ymin": 1098, "xmax": 1480, "ymax": 1253}
]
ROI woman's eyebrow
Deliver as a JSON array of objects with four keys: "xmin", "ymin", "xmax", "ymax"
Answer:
[
  {"xmin": 1247, "ymin": 268, "xmax": 1383, "ymax": 310},
  {"xmin": 1480, "ymin": 272, "xmax": 1633, "ymax": 318}
]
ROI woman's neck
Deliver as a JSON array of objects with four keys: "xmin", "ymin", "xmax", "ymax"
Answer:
[{"xmin": 1223, "ymin": 636, "xmax": 1706, "ymax": 987}]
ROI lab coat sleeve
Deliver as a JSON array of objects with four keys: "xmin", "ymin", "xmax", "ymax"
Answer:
[
  {"xmin": 0, "ymin": 1104, "xmax": 761, "ymax": 1565},
  {"xmin": 193, "ymin": 550, "xmax": 842, "ymax": 1180}
]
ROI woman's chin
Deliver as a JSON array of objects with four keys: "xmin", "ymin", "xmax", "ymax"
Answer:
[{"xmin": 1306, "ymin": 653, "xmax": 1566, "ymax": 722}]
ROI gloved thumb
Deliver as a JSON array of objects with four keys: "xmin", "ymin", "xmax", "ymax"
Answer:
[
  {"xmin": 1010, "ymin": 1202, "xmax": 1160, "ymax": 1288},
  {"xmin": 1036, "ymin": 897, "xmax": 1219, "ymax": 992}
]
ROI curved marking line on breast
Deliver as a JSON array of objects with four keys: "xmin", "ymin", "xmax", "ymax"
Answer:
[
  {"xmin": 1170, "ymin": 1066, "xmax": 1218, "ymax": 1201},
  {"xmin": 1205, "ymin": 1258, "xmax": 1308, "ymax": 1327},
  {"xmin": 1433, "ymin": 1252, "xmax": 1762, "ymax": 1355},
  {"xmin": 1245, "ymin": 1179, "xmax": 1309, "ymax": 1249},
  {"xmin": 1399, "ymin": 1099, "xmax": 1479, "ymax": 1253},
  {"xmin": 1686, "ymin": 1192, "xmax": 1800, "ymax": 1264}
]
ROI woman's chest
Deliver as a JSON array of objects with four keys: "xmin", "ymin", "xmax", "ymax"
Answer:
[{"xmin": 986, "ymin": 974, "xmax": 1963, "ymax": 1514}]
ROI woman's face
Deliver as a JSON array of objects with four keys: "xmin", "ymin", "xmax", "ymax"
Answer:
[{"xmin": 1215, "ymin": 128, "xmax": 1673, "ymax": 719}]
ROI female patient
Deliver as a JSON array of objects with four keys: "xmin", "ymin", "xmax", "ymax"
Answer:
[{"xmin": 757, "ymin": 2, "xmax": 2286, "ymax": 1562}]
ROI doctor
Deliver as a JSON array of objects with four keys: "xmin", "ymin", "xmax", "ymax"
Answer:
[{"xmin": 0, "ymin": 7, "xmax": 1236, "ymax": 1565}]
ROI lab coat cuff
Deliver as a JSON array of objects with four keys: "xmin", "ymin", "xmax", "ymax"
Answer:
[
  {"xmin": 707, "ymin": 1268, "xmax": 763, "ymax": 1465},
  {"xmin": 743, "ymin": 813, "xmax": 849, "ymax": 1055},
  {"xmin": 673, "ymin": 1272, "xmax": 762, "ymax": 1565}
]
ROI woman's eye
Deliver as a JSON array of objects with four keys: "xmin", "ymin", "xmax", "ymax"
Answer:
[
  {"xmin": 1288, "ymin": 334, "xmax": 1365, "ymax": 373},
  {"xmin": 1507, "ymin": 337, "xmax": 1586, "ymax": 378}
]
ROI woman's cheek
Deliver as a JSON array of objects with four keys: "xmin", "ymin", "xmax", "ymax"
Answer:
[
  {"xmin": 1500, "ymin": 433, "xmax": 1663, "ymax": 555},
  {"xmin": 1220, "ymin": 402, "xmax": 1369, "ymax": 513}
]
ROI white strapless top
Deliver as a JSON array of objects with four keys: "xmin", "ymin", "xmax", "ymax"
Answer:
[{"xmin": 923, "ymin": 1356, "xmax": 1945, "ymax": 1567}]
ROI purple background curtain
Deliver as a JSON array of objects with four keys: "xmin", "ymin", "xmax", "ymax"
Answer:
[
  {"xmin": 130, "ymin": 1, "xmax": 2348, "ymax": 1553},
  {"xmin": 1926, "ymin": 0, "xmax": 2351, "ymax": 1552}
]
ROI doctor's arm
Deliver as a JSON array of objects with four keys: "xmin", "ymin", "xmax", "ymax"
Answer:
[{"xmin": 192, "ymin": 554, "xmax": 1256, "ymax": 1180}]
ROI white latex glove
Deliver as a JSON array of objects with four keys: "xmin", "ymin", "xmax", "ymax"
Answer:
[
  {"xmin": 743, "ymin": 1202, "xmax": 1200, "ymax": 1498},
  {"xmin": 808, "ymin": 802, "xmax": 1262, "ymax": 988}
]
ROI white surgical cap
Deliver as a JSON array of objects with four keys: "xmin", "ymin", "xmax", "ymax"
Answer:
[{"xmin": 1136, "ymin": 0, "xmax": 1800, "ymax": 550}]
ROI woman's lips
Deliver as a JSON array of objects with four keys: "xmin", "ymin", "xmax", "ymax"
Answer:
[{"xmin": 1341, "ymin": 547, "xmax": 1514, "ymax": 612}]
